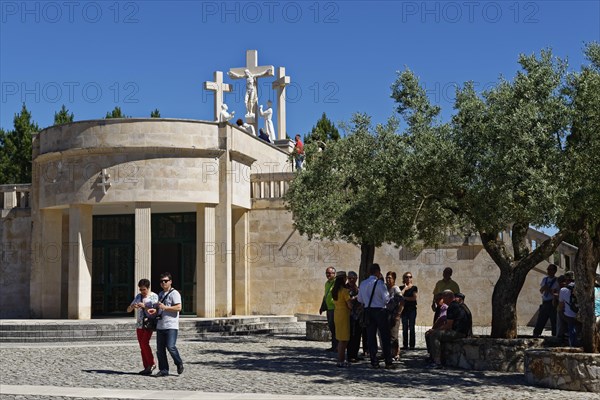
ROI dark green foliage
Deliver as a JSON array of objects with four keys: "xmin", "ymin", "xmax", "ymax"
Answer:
[
  {"xmin": 0, "ymin": 104, "xmax": 38, "ymax": 184},
  {"xmin": 304, "ymin": 113, "xmax": 340, "ymax": 147},
  {"xmin": 150, "ymin": 109, "xmax": 161, "ymax": 118},
  {"xmin": 105, "ymin": 106, "xmax": 127, "ymax": 119},
  {"xmin": 53, "ymin": 105, "xmax": 74, "ymax": 125}
]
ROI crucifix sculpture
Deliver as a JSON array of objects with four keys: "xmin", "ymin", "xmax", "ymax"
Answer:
[{"xmin": 228, "ymin": 50, "xmax": 274, "ymax": 128}]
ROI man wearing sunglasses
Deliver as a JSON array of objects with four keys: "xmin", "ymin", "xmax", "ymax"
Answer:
[{"xmin": 155, "ymin": 272, "xmax": 184, "ymax": 377}]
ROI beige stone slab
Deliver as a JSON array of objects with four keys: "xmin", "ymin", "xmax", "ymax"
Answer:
[{"xmin": 0, "ymin": 385, "xmax": 413, "ymax": 399}]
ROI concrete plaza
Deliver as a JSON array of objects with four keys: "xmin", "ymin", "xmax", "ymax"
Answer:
[{"xmin": 0, "ymin": 332, "xmax": 595, "ymax": 400}]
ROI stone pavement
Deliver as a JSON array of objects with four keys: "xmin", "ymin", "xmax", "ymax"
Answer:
[{"xmin": 0, "ymin": 334, "xmax": 594, "ymax": 400}]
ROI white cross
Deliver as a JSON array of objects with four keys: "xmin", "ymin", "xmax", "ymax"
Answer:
[
  {"xmin": 229, "ymin": 50, "xmax": 274, "ymax": 80},
  {"xmin": 204, "ymin": 71, "xmax": 233, "ymax": 121},
  {"xmin": 272, "ymin": 67, "xmax": 291, "ymax": 140},
  {"xmin": 229, "ymin": 50, "xmax": 274, "ymax": 130},
  {"xmin": 99, "ymin": 169, "xmax": 111, "ymax": 194}
]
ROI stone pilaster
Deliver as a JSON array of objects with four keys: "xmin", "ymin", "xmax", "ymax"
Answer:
[
  {"xmin": 215, "ymin": 124, "xmax": 233, "ymax": 316},
  {"xmin": 41, "ymin": 209, "xmax": 63, "ymax": 318},
  {"xmin": 134, "ymin": 202, "xmax": 151, "ymax": 290},
  {"xmin": 196, "ymin": 204, "xmax": 216, "ymax": 317},
  {"xmin": 67, "ymin": 204, "xmax": 93, "ymax": 319},
  {"xmin": 233, "ymin": 209, "xmax": 249, "ymax": 315}
]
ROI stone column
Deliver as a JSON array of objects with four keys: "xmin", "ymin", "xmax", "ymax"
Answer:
[
  {"xmin": 41, "ymin": 209, "xmax": 63, "ymax": 318},
  {"xmin": 215, "ymin": 125, "xmax": 233, "ymax": 316},
  {"xmin": 134, "ymin": 202, "xmax": 151, "ymax": 290},
  {"xmin": 233, "ymin": 209, "xmax": 249, "ymax": 315},
  {"xmin": 67, "ymin": 204, "xmax": 93, "ymax": 319},
  {"xmin": 3, "ymin": 187, "xmax": 17, "ymax": 209},
  {"xmin": 196, "ymin": 204, "xmax": 216, "ymax": 317}
]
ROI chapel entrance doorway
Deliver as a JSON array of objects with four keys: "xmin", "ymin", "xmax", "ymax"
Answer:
[
  {"xmin": 91, "ymin": 215, "xmax": 135, "ymax": 316},
  {"xmin": 151, "ymin": 213, "xmax": 196, "ymax": 315}
]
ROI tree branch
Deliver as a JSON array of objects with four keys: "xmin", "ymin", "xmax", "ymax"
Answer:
[
  {"xmin": 520, "ymin": 229, "xmax": 569, "ymax": 270},
  {"xmin": 511, "ymin": 222, "xmax": 530, "ymax": 261},
  {"xmin": 480, "ymin": 231, "xmax": 512, "ymax": 272}
]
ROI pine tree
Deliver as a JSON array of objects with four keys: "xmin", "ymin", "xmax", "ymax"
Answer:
[
  {"xmin": 0, "ymin": 104, "xmax": 39, "ymax": 183},
  {"xmin": 54, "ymin": 105, "xmax": 74, "ymax": 125},
  {"xmin": 105, "ymin": 106, "xmax": 127, "ymax": 119},
  {"xmin": 304, "ymin": 113, "xmax": 340, "ymax": 146}
]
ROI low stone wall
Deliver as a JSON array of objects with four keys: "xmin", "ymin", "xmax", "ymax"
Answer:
[
  {"xmin": 525, "ymin": 347, "xmax": 600, "ymax": 392},
  {"xmin": 306, "ymin": 320, "xmax": 330, "ymax": 342},
  {"xmin": 442, "ymin": 336, "xmax": 545, "ymax": 372}
]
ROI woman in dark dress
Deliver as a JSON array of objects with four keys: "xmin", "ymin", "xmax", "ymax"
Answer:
[{"xmin": 400, "ymin": 271, "xmax": 418, "ymax": 350}]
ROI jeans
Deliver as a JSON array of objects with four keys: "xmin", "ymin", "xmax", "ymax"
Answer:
[
  {"xmin": 564, "ymin": 315, "xmax": 580, "ymax": 347},
  {"xmin": 156, "ymin": 329, "xmax": 183, "ymax": 374},
  {"xmin": 295, "ymin": 155, "xmax": 304, "ymax": 171},
  {"xmin": 366, "ymin": 308, "xmax": 392, "ymax": 365},
  {"xmin": 533, "ymin": 300, "xmax": 557, "ymax": 336},
  {"xmin": 136, "ymin": 328, "xmax": 155, "ymax": 369},
  {"xmin": 401, "ymin": 308, "xmax": 417, "ymax": 349},
  {"xmin": 326, "ymin": 309, "xmax": 338, "ymax": 350}
]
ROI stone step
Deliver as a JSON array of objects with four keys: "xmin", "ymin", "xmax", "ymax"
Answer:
[{"xmin": 0, "ymin": 316, "xmax": 301, "ymax": 343}]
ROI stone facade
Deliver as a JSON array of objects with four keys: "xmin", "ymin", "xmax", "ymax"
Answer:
[
  {"xmin": 0, "ymin": 187, "xmax": 31, "ymax": 318},
  {"xmin": 525, "ymin": 348, "xmax": 600, "ymax": 392},
  {"xmin": 247, "ymin": 196, "xmax": 575, "ymax": 326}
]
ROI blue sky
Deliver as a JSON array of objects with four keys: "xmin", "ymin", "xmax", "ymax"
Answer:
[
  {"xmin": 1, "ymin": 1, "xmax": 598, "ymax": 136},
  {"xmin": 2, "ymin": 1, "xmax": 598, "ymax": 235}
]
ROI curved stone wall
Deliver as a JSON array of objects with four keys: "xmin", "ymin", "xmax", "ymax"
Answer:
[
  {"xmin": 34, "ymin": 119, "xmax": 222, "ymax": 208},
  {"xmin": 525, "ymin": 348, "xmax": 600, "ymax": 392}
]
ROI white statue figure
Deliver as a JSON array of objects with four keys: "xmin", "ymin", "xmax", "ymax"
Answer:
[
  {"xmin": 228, "ymin": 68, "xmax": 273, "ymax": 119},
  {"xmin": 259, "ymin": 100, "xmax": 275, "ymax": 142},
  {"xmin": 219, "ymin": 103, "xmax": 235, "ymax": 123},
  {"xmin": 236, "ymin": 118, "xmax": 256, "ymax": 136}
]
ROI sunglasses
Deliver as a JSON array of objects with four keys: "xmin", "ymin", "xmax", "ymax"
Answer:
[{"xmin": 160, "ymin": 279, "xmax": 170, "ymax": 283}]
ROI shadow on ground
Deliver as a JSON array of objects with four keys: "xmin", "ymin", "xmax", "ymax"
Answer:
[
  {"xmin": 189, "ymin": 341, "xmax": 530, "ymax": 396},
  {"xmin": 83, "ymin": 369, "xmax": 139, "ymax": 376}
]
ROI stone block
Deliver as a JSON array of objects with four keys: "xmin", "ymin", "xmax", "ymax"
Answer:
[{"xmin": 306, "ymin": 320, "xmax": 330, "ymax": 342}]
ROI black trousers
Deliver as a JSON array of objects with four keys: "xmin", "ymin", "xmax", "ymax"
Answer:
[{"xmin": 533, "ymin": 300, "xmax": 557, "ymax": 336}]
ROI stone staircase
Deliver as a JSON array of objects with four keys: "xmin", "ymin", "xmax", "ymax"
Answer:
[{"xmin": 0, "ymin": 316, "xmax": 305, "ymax": 343}]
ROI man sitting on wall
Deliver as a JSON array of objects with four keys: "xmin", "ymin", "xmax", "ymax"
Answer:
[{"xmin": 426, "ymin": 290, "xmax": 470, "ymax": 369}]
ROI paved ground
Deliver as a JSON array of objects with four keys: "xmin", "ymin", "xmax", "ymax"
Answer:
[{"xmin": 0, "ymin": 332, "xmax": 595, "ymax": 400}]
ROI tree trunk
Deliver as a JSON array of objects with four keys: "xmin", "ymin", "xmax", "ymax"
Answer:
[
  {"xmin": 490, "ymin": 268, "xmax": 530, "ymax": 338},
  {"xmin": 359, "ymin": 243, "xmax": 375, "ymax": 281},
  {"xmin": 481, "ymin": 226, "xmax": 568, "ymax": 338},
  {"xmin": 572, "ymin": 222, "xmax": 600, "ymax": 353}
]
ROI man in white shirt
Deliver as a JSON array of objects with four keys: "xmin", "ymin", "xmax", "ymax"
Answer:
[
  {"xmin": 558, "ymin": 271, "xmax": 579, "ymax": 347},
  {"xmin": 533, "ymin": 264, "xmax": 560, "ymax": 337},
  {"xmin": 155, "ymin": 272, "xmax": 184, "ymax": 377},
  {"xmin": 357, "ymin": 263, "xmax": 395, "ymax": 369}
]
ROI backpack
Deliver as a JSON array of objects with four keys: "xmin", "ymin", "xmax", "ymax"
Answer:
[{"xmin": 566, "ymin": 285, "xmax": 579, "ymax": 313}]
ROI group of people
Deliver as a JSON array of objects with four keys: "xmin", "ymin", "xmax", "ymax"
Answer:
[
  {"xmin": 532, "ymin": 263, "xmax": 600, "ymax": 347},
  {"xmin": 128, "ymin": 273, "xmax": 184, "ymax": 377},
  {"xmin": 234, "ymin": 114, "xmax": 305, "ymax": 172},
  {"xmin": 320, "ymin": 264, "xmax": 472, "ymax": 369},
  {"xmin": 234, "ymin": 117, "xmax": 272, "ymax": 144}
]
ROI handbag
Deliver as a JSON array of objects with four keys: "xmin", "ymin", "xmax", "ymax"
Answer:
[
  {"xmin": 359, "ymin": 279, "xmax": 380, "ymax": 328},
  {"xmin": 142, "ymin": 316, "xmax": 157, "ymax": 331}
]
